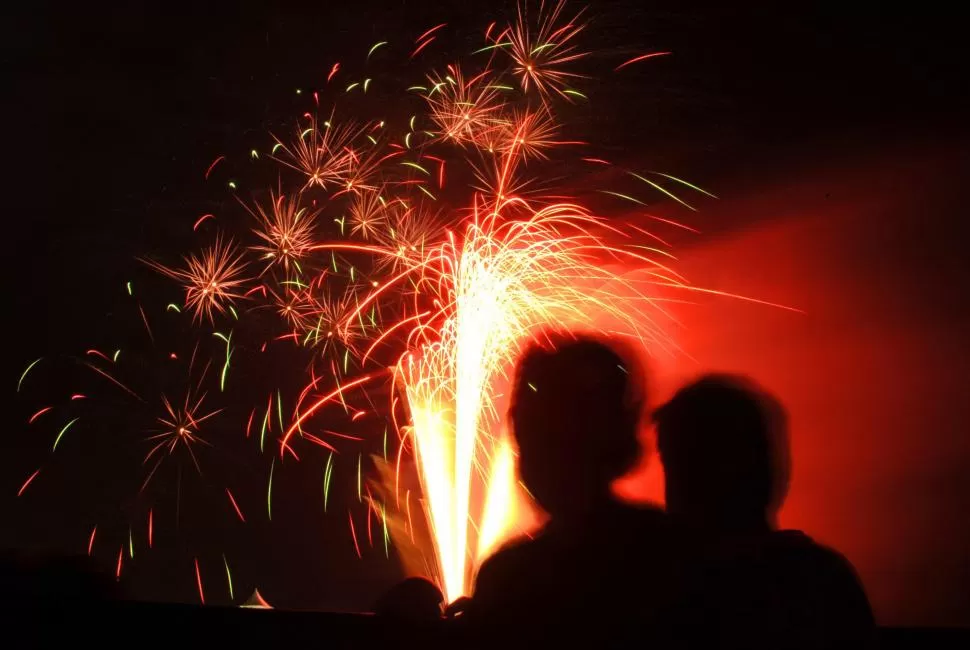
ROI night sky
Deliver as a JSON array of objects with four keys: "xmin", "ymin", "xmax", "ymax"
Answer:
[{"xmin": 4, "ymin": 0, "xmax": 968, "ymax": 623}]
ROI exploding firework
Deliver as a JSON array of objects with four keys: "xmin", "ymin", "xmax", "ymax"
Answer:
[
  {"xmin": 15, "ymin": 1, "xmax": 731, "ymax": 605},
  {"xmin": 145, "ymin": 237, "xmax": 250, "ymax": 323},
  {"xmin": 247, "ymin": 192, "xmax": 318, "ymax": 274},
  {"xmin": 504, "ymin": 0, "xmax": 589, "ymax": 100}
]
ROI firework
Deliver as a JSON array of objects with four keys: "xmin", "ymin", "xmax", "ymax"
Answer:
[
  {"xmin": 145, "ymin": 237, "xmax": 249, "ymax": 323},
  {"xmin": 16, "ymin": 1, "xmax": 721, "ymax": 606},
  {"xmin": 270, "ymin": 114, "xmax": 363, "ymax": 191},
  {"xmin": 504, "ymin": 0, "xmax": 589, "ymax": 100},
  {"xmin": 247, "ymin": 192, "xmax": 318, "ymax": 274}
]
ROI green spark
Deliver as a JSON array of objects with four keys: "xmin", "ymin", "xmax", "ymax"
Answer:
[
  {"xmin": 220, "ymin": 349, "xmax": 231, "ymax": 392},
  {"xmin": 404, "ymin": 133, "xmax": 411, "ymax": 149},
  {"xmin": 166, "ymin": 303, "xmax": 181, "ymax": 312},
  {"xmin": 598, "ymin": 190, "xmax": 646, "ymax": 205},
  {"xmin": 407, "ymin": 85, "xmax": 428, "ymax": 92},
  {"xmin": 272, "ymin": 143, "xmax": 283, "ymax": 154},
  {"xmin": 346, "ymin": 82, "xmax": 359, "ymax": 92},
  {"xmin": 267, "ymin": 459, "xmax": 275, "ymax": 520},
  {"xmin": 471, "ymin": 42, "xmax": 512, "ymax": 54},
  {"xmin": 323, "ymin": 453, "xmax": 334, "ymax": 512},
  {"xmin": 383, "ymin": 426, "xmax": 388, "ymax": 460},
  {"xmin": 648, "ymin": 171, "xmax": 718, "ymax": 198},
  {"xmin": 401, "ymin": 161, "xmax": 429, "ymax": 176},
  {"xmin": 409, "ymin": 115, "xmax": 416, "ymax": 131},
  {"xmin": 18, "ymin": 358, "xmax": 42, "ymax": 392},
  {"xmin": 367, "ymin": 41, "xmax": 387, "ymax": 60},
  {"xmin": 382, "ymin": 503, "xmax": 389, "ymax": 557},
  {"xmin": 223, "ymin": 554, "xmax": 234, "ymax": 600},
  {"xmin": 229, "ymin": 306, "xmax": 239, "ymax": 320},
  {"xmin": 629, "ymin": 172, "xmax": 696, "ymax": 211},
  {"xmin": 228, "ymin": 180, "xmax": 237, "ymax": 190},
  {"xmin": 250, "ymin": 149, "xmax": 259, "ymax": 159},
  {"xmin": 113, "ymin": 350, "xmax": 121, "ymax": 363},
  {"xmin": 416, "ymin": 185, "xmax": 436, "ymax": 200},
  {"xmin": 363, "ymin": 78, "xmax": 371, "ymax": 92},
  {"xmin": 528, "ymin": 382, "xmax": 538, "ymax": 392},
  {"xmin": 366, "ymin": 135, "xmax": 377, "ymax": 145},
  {"xmin": 260, "ymin": 408, "xmax": 269, "ymax": 453},
  {"xmin": 126, "ymin": 281, "xmax": 132, "ymax": 296},
  {"xmin": 52, "ymin": 417, "xmax": 80, "ymax": 452},
  {"xmin": 276, "ymin": 390, "xmax": 283, "ymax": 433},
  {"xmin": 129, "ymin": 529, "xmax": 134, "ymax": 558},
  {"xmin": 562, "ymin": 89, "xmax": 587, "ymax": 100}
]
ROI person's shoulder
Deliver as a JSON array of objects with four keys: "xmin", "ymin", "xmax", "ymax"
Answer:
[
  {"xmin": 475, "ymin": 533, "xmax": 547, "ymax": 589},
  {"xmin": 772, "ymin": 530, "xmax": 860, "ymax": 574},
  {"xmin": 470, "ymin": 533, "xmax": 556, "ymax": 619},
  {"xmin": 771, "ymin": 530, "xmax": 873, "ymax": 617}
]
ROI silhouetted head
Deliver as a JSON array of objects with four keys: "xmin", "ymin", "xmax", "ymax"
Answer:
[
  {"xmin": 655, "ymin": 374, "xmax": 790, "ymax": 532},
  {"xmin": 373, "ymin": 576, "xmax": 444, "ymax": 620},
  {"xmin": 509, "ymin": 334, "xmax": 646, "ymax": 521}
]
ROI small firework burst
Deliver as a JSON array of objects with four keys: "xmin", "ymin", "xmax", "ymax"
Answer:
[
  {"xmin": 145, "ymin": 236, "xmax": 249, "ymax": 323},
  {"xmin": 270, "ymin": 115, "xmax": 363, "ymax": 191},
  {"xmin": 499, "ymin": 108, "xmax": 563, "ymax": 161},
  {"xmin": 505, "ymin": 0, "xmax": 588, "ymax": 100},
  {"xmin": 269, "ymin": 283, "xmax": 316, "ymax": 333},
  {"xmin": 247, "ymin": 192, "xmax": 317, "ymax": 274},
  {"xmin": 143, "ymin": 391, "xmax": 221, "ymax": 488},
  {"xmin": 427, "ymin": 65, "xmax": 508, "ymax": 146},
  {"xmin": 349, "ymin": 190, "xmax": 387, "ymax": 240}
]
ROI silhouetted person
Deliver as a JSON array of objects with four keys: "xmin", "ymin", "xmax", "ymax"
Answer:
[
  {"xmin": 1, "ymin": 552, "xmax": 121, "ymax": 605},
  {"xmin": 372, "ymin": 576, "xmax": 443, "ymax": 621},
  {"xmin": 467, "ymin": 335, "xmax": 685, "ymax": 644},
  {"xmin": 655, "ymin": 374, "xmax": 874, "ymax": 648}
]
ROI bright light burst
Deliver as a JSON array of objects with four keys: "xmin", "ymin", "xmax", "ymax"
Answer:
[{"xmin": 390, "ymin": 199, "xmax": 675, "ymax": 601}]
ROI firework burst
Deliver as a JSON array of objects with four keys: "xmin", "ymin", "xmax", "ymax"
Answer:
[
  {"xmin": 504, "ymin": 0, "xmax": 589, "ymax": 100},
  {"xmin": 348, "ymin": 190, "xmax": 387, "ymax": 240},
  {"xmin": 427, "ymin": 65, "xmax": 508, "ymax": 146},
  {"xmin": 270, "ymin": 115, "xmax": 363, "ymax": 191},
  {"xmin": 145, "ymin": 237, "xmax": 249, "ymax": 323},
  {"xmin": 247, "ymin": 192, "xmax": 318, "ymax": 274}
]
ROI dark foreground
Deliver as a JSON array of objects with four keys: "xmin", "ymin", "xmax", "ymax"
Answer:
[{"xmin": 5, "ymin": 600, "xmax": 964, "ymax": 649}]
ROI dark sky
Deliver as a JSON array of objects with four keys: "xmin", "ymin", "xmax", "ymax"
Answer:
[{"xmin": 3, "ymin": 0, "xmax": 968, "ymax": 621}]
